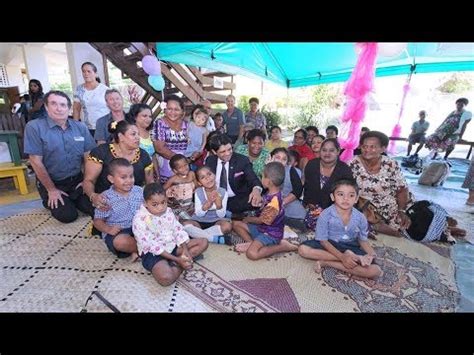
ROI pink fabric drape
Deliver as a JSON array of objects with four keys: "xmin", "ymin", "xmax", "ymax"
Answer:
[
  {"xmin": 387, "ymin": 82, "xmax": 411, "ymax": 155},
  {"xmin": 339, "ymin": 43, "xmax": 378, "ymax": 162}
]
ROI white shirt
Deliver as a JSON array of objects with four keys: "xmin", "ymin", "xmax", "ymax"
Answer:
[
  {"xmin": 206, "ymin": 117, "xmax": 216, "ymax": 132},
  {"xmin": 215, "ymin": 158, "xmax": 236, "ymax": 198},
  {"xmin": 73, "ymin": 83, "xmax": 110, "ymax": 130},
  {"xmin": 453, "ymin": 110, "xmax": 472, "ymax": 135},
  {"xmin": 132, "ymin": 205, "xmax": 189, "ymax": 256}
]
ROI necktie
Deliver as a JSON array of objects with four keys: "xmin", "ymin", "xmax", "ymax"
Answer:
[{"xmin": 220, "ymin": 161, "xmax": 228, "ymax": 190}]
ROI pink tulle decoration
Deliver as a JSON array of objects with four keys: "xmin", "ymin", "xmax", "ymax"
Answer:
[
  {"xmin": 387, "ymin": 82, "xmax": 411, "ymax": 154},
  {"xmin": 339, "ymin": 43, "xmax": 378, "ymax": 162}
]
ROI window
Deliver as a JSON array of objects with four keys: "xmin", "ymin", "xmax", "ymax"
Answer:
[{"xmin": 0, "ymin": 64, "xmax": 9, "ymax": 87}]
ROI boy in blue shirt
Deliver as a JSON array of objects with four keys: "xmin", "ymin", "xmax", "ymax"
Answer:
[
  {"xmin": 93, "ymin": 158, "xmax": 143, "ymax": 260},
  {"xmin": 298, "ymin": 179, "xmax": 382, "ymax": 280}
]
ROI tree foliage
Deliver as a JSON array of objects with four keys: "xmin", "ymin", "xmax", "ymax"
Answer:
[
  {"xmin": 285, "ymin": 84, "xmax": 343, "ymax": 130},
  {"xmin": 437, "ymin": 73, "xmax": 473, "ymax": 94},
  {"xmin": 237, "ymin": 95, "xmax": 250, "ymax": 114}
]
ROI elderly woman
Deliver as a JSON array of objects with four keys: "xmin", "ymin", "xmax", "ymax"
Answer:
[
  {"xmin": 83, "ymin": 120, "xmax": 154, "ymax": 211},
  {"xmin": 289, "ymin": 128, "xmax": 315, "ymax": 171},
  {"xmin": 303, "ymin": 138, "xmax": 353, "ymax": 230},
  {"xmin": 350, "ymin": 131, "xmax": 412, "ymax": 237},
  {"xmin": 151, "ymin": 95, "xmax": 189, "ymax": 183},
  {"xmin": 425, "ymin": 98, "xmax": 472, "ymax": 160},
  {"xmin": 234, "ymin": 129, "xmax": 270, "ymax": 180}
]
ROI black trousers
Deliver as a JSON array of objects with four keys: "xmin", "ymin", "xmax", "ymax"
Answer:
[
  {"xmin": 36, "ymin": 173, "xmax": 94, "ymax": 223},
  {"xmin": 227, "ymin": 194, "xmax": 259, "ymax": 214}
]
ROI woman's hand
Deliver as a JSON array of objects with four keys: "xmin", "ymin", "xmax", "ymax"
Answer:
[
  {"xmin": 398, "ymin": 210, "xmax": 411, "ymax": 229},
  {"xmin": 91, "ymin": 193, "xmax": 110, "ymax": 211}
]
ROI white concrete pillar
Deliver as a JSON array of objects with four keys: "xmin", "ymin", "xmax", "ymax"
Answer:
[
  {"xmin": 22, "ymin": 44, "xmax": 51, "ymax": 92},
  {"xmin": 66, "ymin": 43, "xmax": 105, "ymax": 91},
  {"xmin": 5, "ymin": 64, "xmax": 27, "ymax": 94}
]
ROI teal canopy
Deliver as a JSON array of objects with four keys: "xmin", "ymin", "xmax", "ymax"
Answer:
[{"xmin": 156, "ymin": 43, "xmax": 474, "ymax": 87}]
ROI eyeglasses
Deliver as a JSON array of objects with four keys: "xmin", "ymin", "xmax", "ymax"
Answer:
[{"xmin": 295, "ymin": 135, "xmax": 305, "ymax": 140}]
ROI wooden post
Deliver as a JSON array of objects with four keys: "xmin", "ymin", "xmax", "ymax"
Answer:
[{"xmin": 101, "ymin": 50, "xmax": 110, "ymax": 87}]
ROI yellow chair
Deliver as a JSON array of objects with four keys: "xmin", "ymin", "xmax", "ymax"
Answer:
[{"xmin": 0, "ymin": 162, "xmax": 29, "ymax": 195}]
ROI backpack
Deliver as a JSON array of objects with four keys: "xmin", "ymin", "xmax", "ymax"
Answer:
[
  {"xmin": 418, "ymin": 161, "xmax": 450, "ymax": 187},
  {"xmin": 402, "ymin": 155, "xmax": 423, "ymax": 175},
  {"xmin": 404, "ymin": 200, "xmax": 450, "ymax": 243},
  {"xmin": 402, "ymin": 154, "xmax": 422, "ymax": 169}
]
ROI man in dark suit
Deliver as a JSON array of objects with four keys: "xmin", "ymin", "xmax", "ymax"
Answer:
[{"xmin": 206, "ymin": 133, "xmax": 263, "ymax": 214}]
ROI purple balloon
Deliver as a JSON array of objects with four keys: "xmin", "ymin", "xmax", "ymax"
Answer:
[{"xmin": 142, "ymin": 55, "xmax": 161, "ymax": 76}]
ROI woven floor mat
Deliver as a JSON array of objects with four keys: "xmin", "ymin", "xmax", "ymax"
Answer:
[{"xmin": 0, "ymin": 208, "xmax": 460, "ymax": 312}]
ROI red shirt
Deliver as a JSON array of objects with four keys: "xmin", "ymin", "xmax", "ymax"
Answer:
[{"xmin": 289, "ymin": 144, "xmax": 315, "ymax": 161}]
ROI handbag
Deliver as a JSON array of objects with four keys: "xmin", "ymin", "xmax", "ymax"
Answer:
[{"xmin": 356, "ymin": 197, "xmax": 382, "ymax": 225}]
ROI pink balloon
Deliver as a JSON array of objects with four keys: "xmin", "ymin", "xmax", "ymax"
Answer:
[{"xmin": 142, "ymin": 55, "xmax": 161, "ymax": 76}]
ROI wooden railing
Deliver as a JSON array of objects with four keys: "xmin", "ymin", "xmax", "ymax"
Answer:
[{"xmin": 389, "ymin": 136, "xmax": 474, "ymax": 159}]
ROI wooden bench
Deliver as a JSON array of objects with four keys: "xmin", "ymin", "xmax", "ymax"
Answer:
[
  {"xmin": 0, "ymin": 162, "xmax": 28, "ymax": 195},
  {"xmin": 389, "ymin": 136, "xmax": 474, "ymax": 159}
]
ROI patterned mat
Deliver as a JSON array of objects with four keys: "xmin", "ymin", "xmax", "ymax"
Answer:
[{"xmin": 0, "ymin": 209, "xmax": 460, "ymax": 312}]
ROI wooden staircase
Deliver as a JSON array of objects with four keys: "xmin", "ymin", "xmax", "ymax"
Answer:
[{"xmin": 89, "ymin": 42, "xmax": 235, "ymax": 117}]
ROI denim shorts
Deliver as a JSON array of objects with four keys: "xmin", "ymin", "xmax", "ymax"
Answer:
[
  {"xmin": 248, "ymin": 224, "xmax": 280, "ymax": 246},
  {"xmin": 141, "ymin": 247, "xmax": 178, "ymax": 272},
  {"xmin": 104, "ymin": 227, "xmax": 134, "ymax": 258},
  {"xmin": 302, "ymin": 239, "xmax": 369, "ymax": 257}
]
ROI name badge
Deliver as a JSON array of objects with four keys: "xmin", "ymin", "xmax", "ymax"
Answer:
[{"xmin": 74, "ymin": 136, "xmax": 85, "ymax": 141}]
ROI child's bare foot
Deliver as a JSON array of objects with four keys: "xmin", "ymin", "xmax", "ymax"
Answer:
[
  {"xmin": 314, "ymin": 260, "xmax": 322, "ymax": 273},
  {"xmin": 344, "ymin": 249, "xmax": 360, "ymax": 262},
  {"xmin": 179, "ymin": 254, "xmax": 193, "ymax": 268},
  {"xmin": 235, "ymin": 242, "xmax": 251, "ymax": 253},
  {"xmin": 130, "ymin": 252, "xmax": 140, "ymax": 263},
  {"xmin": 279, "ymin": 239, "xmax": 299, "ymax": 252}
]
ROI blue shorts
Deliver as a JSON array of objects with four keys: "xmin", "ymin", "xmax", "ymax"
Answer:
[
  {"xmin": 248, "ymin": 224, "xmax": 280, "ymax": 246},
  {"xmin": 302, "ymin": 239, "xmax": 368, "ymax": 257},
  {"xmin": 104, "ymin": 227, "xmax": 134, "ymax": 258},
  {"xmin": 141, "ymin": 247, "xmax": 178, "ymax": 272},
  {"xmin": 409, "ymin": 133, "xmax": 426, "ymax": 145}
]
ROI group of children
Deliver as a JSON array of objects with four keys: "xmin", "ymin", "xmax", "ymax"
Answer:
[{"xmin": 93, "ymin": 147, "xmax": 382, "ymax": 287}]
